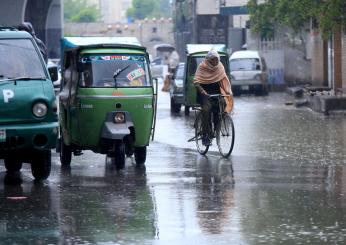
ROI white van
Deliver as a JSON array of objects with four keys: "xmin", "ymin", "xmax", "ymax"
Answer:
[{"xmin": 229, "ymin": 50, "xmax": 268, "ymax": 95}]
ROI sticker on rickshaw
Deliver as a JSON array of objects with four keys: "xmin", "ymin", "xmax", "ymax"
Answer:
[
  {"xmin": 127, "ymin": 68, "xmax": 145, "ymax": 81},
  {"xmin": 112, "ymin": 90, "xmax": 125, "ymax": 96}
]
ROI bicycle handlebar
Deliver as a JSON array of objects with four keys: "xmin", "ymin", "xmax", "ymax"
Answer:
[{"xmin": 208, "ymin": 94, "xmax": 231, "ymax": 98}]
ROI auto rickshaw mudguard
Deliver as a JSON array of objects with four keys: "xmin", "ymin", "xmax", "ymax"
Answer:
[{"xmin": 101, "ymin": 111, "xmax": 134, "ymax": 140}]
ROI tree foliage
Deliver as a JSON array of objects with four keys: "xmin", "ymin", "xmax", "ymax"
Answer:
[
  {"xmin": 126, "ymin": 0, "xmax": 171, "ymax": 20},
  {"xmin": 64, "ymin": 0, "xmax": 100, "ymax": 23},
  {"xmin": 247, "ymin": 0, "xmax": 346, "ymax": 39}
]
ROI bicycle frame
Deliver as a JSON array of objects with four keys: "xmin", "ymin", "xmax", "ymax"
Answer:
[{"xmin": 189, "ymin": 94, "xmax": 234, "ymax": 157}]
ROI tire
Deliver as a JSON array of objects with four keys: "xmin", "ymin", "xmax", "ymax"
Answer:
[
  {"xmin": 170, "ymin": 98, "xmax": 181, "ymax": 113},
  {"xmin": 195, "ymin": 113, "xmax": 209, "ymax": 155},
  {"xmin": 184, "ymin": 106, "xmax": 190, "ymax": 116},
  {"xmin": 262, "ymin": 86, "xmax": 269, "ymax": 96},
  {"xmin": 60, "ymin": 136, "xmax": 72, "ymax": 166},
  {"xmin": 125, "ymin": 135, "xmax": 134, "ymax": 157},
  {"xmin": 134, "ymin": 146, "xmax": 147, "ymax": 165},
  {"xmin": 216, "ymin": 113, "xmax": 235, "ymax": 158},
  {"xmin": 4, "ymin": 156, "xmax": 22, "ymax": 173},
  {"xmin": 31, "ymin": 150, "xmax": 51, "ymax": 180},
  {"xmin": 111, "ymin": 143, "xmax": 125, "ymax": 170}
]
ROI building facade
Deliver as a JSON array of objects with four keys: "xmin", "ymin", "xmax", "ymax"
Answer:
[
  {"xmin": 0, "ymin": 0, "xmax": 63, "ymax": 58},
  {"xmin": 87, "ymin": 0, "xmax": 132, "ymax": 23},
  {"xmin": 173, "ymin": 0, "xmax": 248, "ymax": 59}
]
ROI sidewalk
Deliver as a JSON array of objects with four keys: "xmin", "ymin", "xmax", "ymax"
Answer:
[{"xmin": 287, "ymin": 86, "xmax": 346, "ymax": 115}]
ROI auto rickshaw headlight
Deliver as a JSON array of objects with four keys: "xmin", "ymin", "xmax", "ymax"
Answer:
[
  {"xmin": 33, "ymin": 102, "xmax": 48, "ymax": 117},
  {"xmin": 114, "ymin": 112, "xmax": 125, "ymax": 123}
]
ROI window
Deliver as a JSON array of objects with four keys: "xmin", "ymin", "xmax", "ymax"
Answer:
[
  {"xmin": 79, "ymin": 54, "xmax": 151, "ymax": 87},
  {"xmin": 0, "ymin": 39, "xmax": 46, "ymax": 79},
  {"xmin": 230, "ymin": 58, "xmax": 261, "ymax": 71}
]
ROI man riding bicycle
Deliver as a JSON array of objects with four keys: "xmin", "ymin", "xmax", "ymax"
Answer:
[{"xmin": 194, "ymin": 49, "xmax": 233, "ymax": 146}]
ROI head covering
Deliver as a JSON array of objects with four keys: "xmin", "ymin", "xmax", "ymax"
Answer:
[
  {"xmin": 194, "ymin": 50, "xmax": 227, "ymax": 84},
  {"xmin": 205, "ymin": 49, "xmax": 220, "ymax": 62}
]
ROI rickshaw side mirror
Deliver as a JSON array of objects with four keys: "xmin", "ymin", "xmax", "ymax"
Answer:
[{"xmin": 48, "ymin": 65, "xmax": 58, "ymax": 82}]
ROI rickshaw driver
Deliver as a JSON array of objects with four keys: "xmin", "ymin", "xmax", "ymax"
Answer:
[{"xmin": 194, "ymin": 49, "xmax": 233, "ymax": 146}]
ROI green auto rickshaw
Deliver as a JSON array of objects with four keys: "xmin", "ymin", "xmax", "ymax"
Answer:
[
  {"xmin": 58, "ymin": 37, "xmax": 157, "ymax": 169},
  {"xmin": 183, "ymin": 44, "xmax": 230, "ymax": 115}
]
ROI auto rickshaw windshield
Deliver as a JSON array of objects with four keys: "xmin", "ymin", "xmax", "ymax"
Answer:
[{"xmin": 78, "ymin": 54, "xmax": 151, "ymax": 87}]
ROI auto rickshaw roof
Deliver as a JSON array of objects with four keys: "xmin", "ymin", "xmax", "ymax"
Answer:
[
  {"xmin": 153, "ymin": 43, "xmax": 175, "ymax": 52},
  {"xmin": 61, "ymin": 36, "xmax": 145, "ymax": 52},
  {"xmin": 186, "ymin": 44, "xmax": 227, "ymax": 55}
]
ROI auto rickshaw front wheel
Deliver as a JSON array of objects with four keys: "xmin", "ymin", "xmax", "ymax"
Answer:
[
  {"xmin": 31, "ymin": 149, "xmax": 51, "ymax": 180},
  {"xmin": 59, "ymin": 136, "xmax": 72, "ymax": 166},
  {"xmin": 134, "ymin": 146, "xmax": 146, "ymax": 165},
  {"xmin": 4, "ymin": 155, "xmax": 23, "ymax": 173}
]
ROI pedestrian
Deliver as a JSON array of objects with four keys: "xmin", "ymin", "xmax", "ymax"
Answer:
[
  {"xmin": 193, "ymin": 49, "xmax": 233, "ymax": 145},
  {"xmin": 17, "ymin": 22, "xmax": 48, "ymax": 62}
]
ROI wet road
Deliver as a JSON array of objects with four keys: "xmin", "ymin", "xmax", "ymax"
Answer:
[{"xmin": 1, "ymin": 89, "xmax": 346, "ymax": 244}]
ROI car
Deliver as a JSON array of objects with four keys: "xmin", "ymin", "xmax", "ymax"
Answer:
[
  {"xmin": 150, "ymin": 56, "xmax": 168, "ymax": 79},
  {"xmin": 170, "ymin": 63, "xmax": 185, "ymax": 113},
  {"xmin": 229, "ymin": 50, "xmax": 268, "ymax": 95},
  {"xmin": 0, "ymin": 27, "xmax": 59, "ymax": 180}
]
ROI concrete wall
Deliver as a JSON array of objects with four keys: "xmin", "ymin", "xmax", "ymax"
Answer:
[
  {"xmin": 196, "ymin": 0, "xmax": 219, "ymax": 15},
  {"xmin": 342, "ymin": 30, "xmax": 346, "ymax": 89},
  {"xmin": 310, "ymin": 32, "xmax": 327, "ymax": 86},
  {"xmin": 64, "ymin": 19, "xmax": 174, "ymax": 57},
  {"xmin": 0, "ymin": 0, "xmax": 26, "ymax": 25},
  {"xmin": 224, "ymin": 0, "xmax": 248, "ymax": 6},
  {"xmin": 333, "ymin": 30, "xmax": 342, "ymax": 90},
  {"xmin": 46, "ymin": 0, "xmax": 63, "ymax": 58},
  {"xmin": 247, "ymin": 28, "xmax": 312, "ymax": 86},
  {"xmin": 0, "ymin": 0, "xmax": 62, "ymax": 59}
]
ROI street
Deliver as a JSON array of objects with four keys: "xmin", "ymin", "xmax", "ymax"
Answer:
[{"xmin": 1, "ymin": 89, "xmax": 346, "ymax": 244}]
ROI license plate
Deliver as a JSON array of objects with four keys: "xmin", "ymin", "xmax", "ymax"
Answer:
[
  {"xmin": 241, "ymin": 85, "xmax": 249, "ymax": 90},
  {"xmin": 0, "ymin": 130, "xmax": 6, "ymax": 142}
]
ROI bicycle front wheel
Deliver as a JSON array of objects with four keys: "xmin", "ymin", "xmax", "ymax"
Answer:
[
  {"xmin": 216, "ymin": 113, "xmax": 235, "ymax": 158},
  {"xmin": 195, "ymin": 113, "xmax": 209, "ymax": 155}
]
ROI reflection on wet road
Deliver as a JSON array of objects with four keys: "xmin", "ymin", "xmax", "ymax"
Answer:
[{"xmin": 1, "ymin": 91, "xmax": 346, "ymax": 244}]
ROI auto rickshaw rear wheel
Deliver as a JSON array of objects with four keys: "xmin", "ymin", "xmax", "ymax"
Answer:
[
  {"xmin": 170, "ymin": 98, "xmax": 181, "ymax": 113},
  {"xmin": 60, "ymin": 137, "xmax": 72, "ymax": 166},
  {"xmin": 31, "ymin": 149, "xmax": 51, "ymax": 180},
  {"xmin": 134, "ymin": 146, "xmax": 146, "ymax": 165},
  {"xmin": 4, "ymin": 155, "xmax": 23, "ymax": 173},
  {"xmin": 111, "ymin": 143, "xmax": 125, "ymax": 170},
  {"xmin": 184, "ymin": 106, "xmax": 190, "ymax": 116}
]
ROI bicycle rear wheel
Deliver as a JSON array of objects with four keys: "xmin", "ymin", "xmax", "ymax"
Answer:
[
  {"xmin": 216, "ymin": 113, "xmax": 235, "ymax": 158},
  {"xmin": 195, "ymin": 113, "xmax": 209, "ymax": 155}
]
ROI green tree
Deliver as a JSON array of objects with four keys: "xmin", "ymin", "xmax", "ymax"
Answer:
[
  {"xmin": 247, "ymin": 0, "xmax": 346, "ymax": 39},
  {"xmin": 64, "ymin": 0, "xmax": 100, "ymax": 23}
]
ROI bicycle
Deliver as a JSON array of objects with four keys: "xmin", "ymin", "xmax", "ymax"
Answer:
[{"xmin": 189, "ymin": 94, "xmax": 235, "ymax": 158}]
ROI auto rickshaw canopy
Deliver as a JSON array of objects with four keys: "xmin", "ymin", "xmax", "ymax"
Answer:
[
  {"xmin": 62, "ymin": 36, "xmax": 141, "ymax": 49},
  {"xmin": 186, "ymin": 44, "xmax": 227, "ymax": 56}
]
